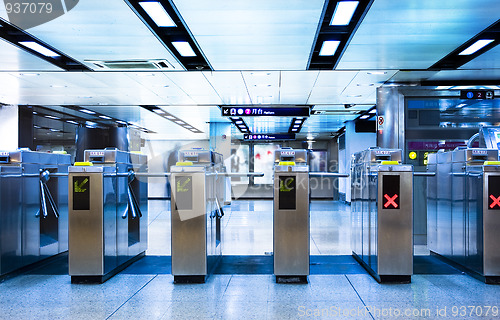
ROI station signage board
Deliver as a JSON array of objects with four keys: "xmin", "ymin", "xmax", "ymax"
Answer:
[
  {"xmin": 460, "ymin": 90, "xmax": 494, "ymax": 100},
  {"xmin": 243, "ymin": 134, "xmax": 296, "ymax": 141},
  {"xmin": 222, "ymin": 107, "xmax": 309, "ymax": 117}
]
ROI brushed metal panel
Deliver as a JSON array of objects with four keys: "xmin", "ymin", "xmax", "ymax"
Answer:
[
  {"xmin": 0, "ymin": 166, "xmax": 23, "ymax": 275},
  {"xmin": 426, "ymin": 160, "xmax": 438, "ymax": 252},
  {"xmin": 466, "ymin": 169, "xmax": 483, "ymax": 274},
  {"xmin": 22, "ymin": 163, "xmax": 41, "ymax": 266},
  {"xmin": 451, "ymin": 160, "xmax": 466, "ymax": 265},
  {"xmin": 436, "ymin": 155, "xmax": 452, "ymax": 258},
  {"xmin": 171, "ymin": 170, "xmax": 207, "ymax": 276},
  {"xmin": 377, "ymin": 170, "xmax": 413, "ymax": 275},
  {"xmin": 68, "ymin": 168, "xmax": 104, "ymax": 276},
  {"xmin": 483, "ymin": 170, "xmax": 500, "ymax": 276},
  {"xmin": 273, "ymin": 171, "xmax": 310, "ymax": 276}
]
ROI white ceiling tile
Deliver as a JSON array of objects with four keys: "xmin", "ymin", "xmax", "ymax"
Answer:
[
  {"xmin": 338, "ymin": 0, "xmax": 500, "ymax": 70},
  {"xmin": 24, "ymin": 0, "xmax": 184, "ymax": 70},
  {"xmin": 173, "ymin": 0, "xmax": 325, "ymax": 70}
]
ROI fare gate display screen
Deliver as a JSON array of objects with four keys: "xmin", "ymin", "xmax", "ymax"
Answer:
[
  {"xmin": 73, "ymin": 176, "xmax": 90, "ymax": 210},
  {"xmin": 175, "ymin": 176, "xmax": 193, "ymax": 210},
  {"xmin": 279, "ymin": 176, "xmax": 296, "ymax": 210},
  {"xmin": 488, "ymin": 176, "xmax": 500, "ymax": 210},
  {"xmin": 382, "ymin": 175, "xmax": 400, "ymax": 210}
]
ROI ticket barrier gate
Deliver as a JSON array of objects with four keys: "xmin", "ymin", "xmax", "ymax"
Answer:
[
  {"xmin": 427, "ymin": 147, "xmax": 500, "ymax": 283},
  {"xmin": 170, "ymin": 149, "xmax": 226, "ymax": 283},
  {"xmin": 0, "ymin": 150, "xmax": 70, "ymax": 278},
  {"xmin": 273, "ymin": 148, "xmax": 309, "ymax": 283},
  {"xmin": 68, "ymin": 149, "xmax": 148, "ymax": 283},
  {"xmin": 350, "ymin": 148, "xmax": 413, "ymax": 283}
]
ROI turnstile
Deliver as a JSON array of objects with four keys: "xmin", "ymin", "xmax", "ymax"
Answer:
[
  {"xmin": 68, "ymin": 149, "xmax": 148, "ymax": 283},
  {"xmin": 170, "ymin": 149, "xmax": 224, "ymax": 283},
  {"xmin": 0, "ymin": 150, "xmax": 70, "ymax": 277},
  {"xmin": 427, "ymin": 147, "xmax": 500, "ymax": 283},
  {"xmin": 351, "ymin": 148, "xmax": 413, "ymax": 283},
  {"xmin": 273, "ymin": 148, "xmax": 309, "ymax": 283}
]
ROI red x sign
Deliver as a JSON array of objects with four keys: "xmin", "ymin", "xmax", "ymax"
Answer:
[
  {"xmin": 490, "ymin": 195, "xmax": 500, "ymax": 209},
  {"xmin": 384, "ymin": 194, "xmax": 398, "ymax": 208}
]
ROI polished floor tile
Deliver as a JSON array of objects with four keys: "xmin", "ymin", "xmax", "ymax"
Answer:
[{"xmin": 1, "ymin": 200, "xmax": 497, "ymax": 320}]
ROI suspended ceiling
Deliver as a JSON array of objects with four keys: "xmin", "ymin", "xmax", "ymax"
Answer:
[{"xmin": 0, "ymin": 0, "xmax": 499, "ymax": 140}]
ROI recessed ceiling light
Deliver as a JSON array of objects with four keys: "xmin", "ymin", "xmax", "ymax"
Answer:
[
  {"xmin": 367, "ymin": 71, "xmax": 387, "ymax": 75},
  {"xmin": 165, "ymin": 115, "xmax": 176, "ymax": 120},
  {"xmin": 80, "ymin": 109, "xmax": 95, "ymax": 114},
  {"xmin": 49, "ymin": 129, "xmax": 60, "ymax": 132},
  {"xmin": 236, "ymin": 121, "xmax": 243, "ymax": 124},
  {"xmin": 456, "ymin": 103, "xmax": 467, "ymax": 108},
  {"xmin": 45, "ymin": 115, "xmax": 60, "ymax": 120},
  {"xmin": 293, "ymin": 125, "xmax": 300, "ymax": 128},
  {"xmin": 66, "ymin": 120, "xmax": 78, "ymax": 125},
  {"xmin": 18, "ymin": 41, "xmax": 59, "ymax": 57},
  {"xmin": 250, "ymin": 72, "xmax": 272, "ymax": 77},
  {"xmin": 369, "ymin": 109, "xmax": 376, "ymax": 114},
  {"xmin": 99, "ymin": 115, "xmax": 112, "ymax": 120},
  {"xmin": 116, "ymin": 120, "xmax": 127, "ymax": 125},
  {"xmin": 330, "ymin": 1, "xmax": 359, "ymax": 26},
  {"xmin": 172, "ymin": 41, "xmax": 196, "ymax": 57},
  {"xmin": 86, "ymin": 121, "xmax": 97, "ymax": 126},
  {"xmin": 34, "ymin": 125, "xmax": 41, "ymax": 128},
  {"xmin": 319, "ymin": 40, "xmax": 340, "ymax": 56},
  {"xmin": 153, "ymin": 109, "xmax": 165, "ymax": 114},
  {"xmin": 459, "ymin": 39, "xmax": 494, "ymax": 55},
  {"xmin": 356, "ymin": 83, "xmax": 374, "ymax": 87},
  {"xmin": 360, "ymin": 115, "xmax": 370, "ymax": 119},
  {"xmin": 139, "ymin": 1, "xmax": 176, "ymax": 27},
  {"xmin": 175, "ymin": 120, "xmax": 185, "ymax": 124}
]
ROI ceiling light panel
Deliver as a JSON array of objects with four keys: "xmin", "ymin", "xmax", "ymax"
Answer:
[
  {"xmin": 138, "ymin": 1, "xmax": 177, "ymax": 27},
  {"xmin": 461, "ymin": 44, "xmax": 500, "ymax": 69},
  {"xmin": 337, "ymin": 0, "xmax": 500, "ymax": 70},
  {"xmin": 308, "ymin": 0, "xmax": 372, "ymax": 69},
  {"xmin": 431, "ymin": 20, "xmax": 500, "ymax": 70},
  {"xmin": 126, "ymin": 0, "xmax": 212, "ymax": 71},
  {"xmin": 0, "ymin": 39, "xmax": 62, "ymax": 71},
  {"xmin": 330, "ymin": 1, "xmax": 359, "ymax": 26},
  {"xmin": 172, "ymin": 0, "xmax": 325, "ymax": 70},
  {"xmin": 25, "ymin": 0, "xmax": 183, "ymax": 71}
]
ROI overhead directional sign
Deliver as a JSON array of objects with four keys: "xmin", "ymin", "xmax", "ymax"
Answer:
[
  {"xmin": 222, "ymin": 106, "xmax": 309, "ymax": 117},
  {"xmin": 460, "ymin": 90, "xmax": 494, "ymax": 100},
  {"xmin": 244, "ymin": 134, "xmax": 296, "ymax": 141}
]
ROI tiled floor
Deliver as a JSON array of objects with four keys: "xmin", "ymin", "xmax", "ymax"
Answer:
[{"xmin": 0, "ymin": 200, "xmax": 498, "ymax": 320}]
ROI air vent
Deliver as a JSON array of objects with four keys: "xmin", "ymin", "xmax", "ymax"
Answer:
[{"xmin": 85, "ymin": 59, "xmax": 174, "ymax": 70}]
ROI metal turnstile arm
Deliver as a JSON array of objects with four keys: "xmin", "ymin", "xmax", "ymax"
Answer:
[
  {"xmin": 414, "ymin": 172, "xmax": 436, "ymax": 176},
  {"xmin": 220, "ymin": 172, "xmax": 265, "ymax": 177},
  {"xmin": 309, "ymin": 172, "xmax": 349, "ymax": 178}
]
